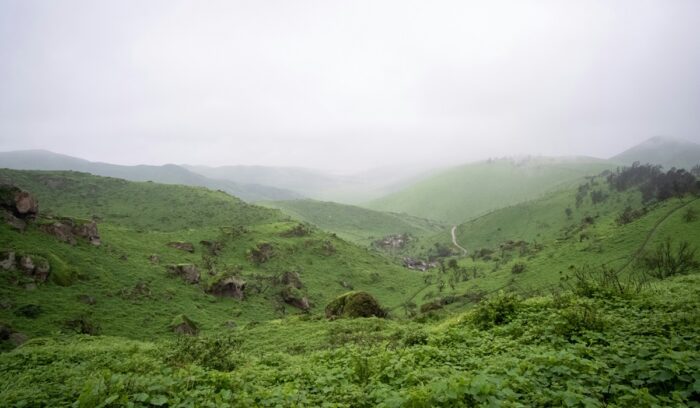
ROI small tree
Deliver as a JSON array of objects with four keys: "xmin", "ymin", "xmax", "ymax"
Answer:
[
  {"xmin": 565, "ymin": 207, "xmax": 573, "ymax": 219},
  {"xmin": 639, "ymin": 238, "xmax": 698, "ymax": 279}
]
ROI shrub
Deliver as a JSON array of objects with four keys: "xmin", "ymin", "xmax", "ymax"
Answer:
[
  {"xmin": 555, "ymin": 301, "xmax": 606, "ymax": 339},
  {"xmin": 562, "ymin": 264, "xmax": 645, "ymax": 298},
  {"xmin": 14, "ymin": 304, "xmax": 42, "ymax": 318},
  {"xmin": 471, "ymin": 291, "xmax": 521, "ymax": 329},
  {"xmin": 325, "ymin": 291, "xmax": 386, "ymax": 319},
  {"xmin": 511, "ymin": 262, "xmax": 526, "ymax": 274},
  {"xmin": 161, "ymin": 334, "xmax": 241, "ymax": 371},
  {"xmin": 682, "ymin": 207, "xmax": 697, "ymax": 223},
  {"xmin": 638, "ymin": 238, "xmax": 698, "ymax": 279},
  {"xmin": 63, "ymin": 316, "xmax": 101, "ymax": 335}
]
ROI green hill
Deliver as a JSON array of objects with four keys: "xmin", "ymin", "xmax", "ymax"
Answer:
[
  {"xmin": 262, "ymin": 199, "xmax": 445, "ymax": 246},
  {"xmin": 611, "ymin": 136, "xmax": 700, "ymax": 169},
  {"xmin": 0, "ymin": 170, "xmax": 425, "ymax": 341},
  {"xmin": 366, "ymin": 157, "xmax": 614, "ymax": 224},
  {"xmin": 0, "ymin": 150, "xmax": 301, "ymax": 202},
  {"xmin": 0, "ymin": 168, "xmax": 699, "ymax": 406}
]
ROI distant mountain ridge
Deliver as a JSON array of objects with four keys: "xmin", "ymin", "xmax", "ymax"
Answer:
[
  {"xmin": 611, "ymin": 136, "xmax": 700, "ymax": 169},
  {"xmin": 0, "ymin": 150, "xmax": 301, "ymax": 202}
]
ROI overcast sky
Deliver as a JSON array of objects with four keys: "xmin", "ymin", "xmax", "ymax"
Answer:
[{"xmin": 0, "ymin": 0, "xmax": 699, "ymax": 170}]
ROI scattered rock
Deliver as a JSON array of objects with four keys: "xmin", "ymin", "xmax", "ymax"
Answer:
[
  {"xmin": 374, "ymin": 233, "xmax": 412, "ymax": 251},
  {"xmin": 166, "ymin": 264, "xmax": 200, "ymax": 284},
  {"xmin": 119, "ymin": 254, "xmax": 128, "ymax": 261},
  {"xmin": 403, "ymin": 257, "xmax": 437, "ymax": 272},
  {"xmin": 325, "ymin": 291, "xmax": 386, "ymax": 319},
  {"xmin": 200, "ymin": 240, "xmax": 223, "ymax": 256},
  {"xmin": 40, "ymin": 218, "xmax": 101, "ymax": 246},
  {"xmin": 247, "ymin": 242, "xmax": 274, "ymax": 264},
  {"xmin": 170, "ymin": 314, "xmax": 198, "ymax": 335},
  {"xmin": 148, "ymin": 254, "xmax": 160, "ymax": 264},
  {"xmin": 0, "ymin": 185, "xmax": 38, "ymax": 219},
  {"xmin": 208, "ymin": 276, "xmax": 246, "ymax": 299},
  {"xmin": 281, "ymin": 286, "xmax": 311, "ymax": 311},
  {"xmin": 279, "ymin": 271, "xmax": 303, "ymax": 289},
  {"xmin": 167, "ymin": 241, "xmax": 195, "ymax": 253},
  {"xmin": 15, "ymin": 254, "xmax": 50, "ymax": 283},
  {"xmin": 0, "ymin": 250, "xmax": 15, "ymax": 270},
  {"xmin": 339, "ymin": 281, "xmax": 354, "ymax": 290}
]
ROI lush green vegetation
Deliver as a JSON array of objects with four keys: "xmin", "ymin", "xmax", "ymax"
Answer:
[
  {"xmin": 1, "ymin": 165, "xmax": 699, "ymax": 407},
  {"xmin": 1, "ymin": 272, "xmax": 698, "ymax": 406},
  {"xmin": 366, "ymin": 157, "xmax": 613, "ymax": 223},
  {"xmin": 262, "ymin": 199, "xmax": 444, "ymax": 246}
]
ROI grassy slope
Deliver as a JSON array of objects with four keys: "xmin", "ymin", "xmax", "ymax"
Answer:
[
  {"xmin": 405, "ymin": 172, "xmax": 700, "ymax": 312},
  {"xmin": 261, "ymin": 199, "xmax": 446, "ymax": 246},
  {"xmin": 0, "ymin": 273, "xmax": 697, "ymax": 406},
  {"xmin": 366, "ymin": 157, "xmax": 613, "ymax": 223},
  {"xmin": 0, "ymin": 170, "xmax": 425, "ymax": 340}
]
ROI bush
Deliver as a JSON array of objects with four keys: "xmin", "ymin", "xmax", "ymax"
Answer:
[
  {"xmin": 682, "ymin": 207, "xmax": 697, "ymax": 223},
  {"xmin": 511, "ymin": 262, "xmax": 526, "ymax": 274},
  {"xmin": 555, "ymin": 301, "xmax": 606, "ymax": 339},
  {"xmin": 63, "ymin": 316, "xmax": 101, "ymax": 335},
  {"xmin": 471, "ymin": 291, "xmax": 521, "ymax": 329},
  {"xmin": 638, "ymin": 238, "xmax": 698, "ymax": 279},
  {"xmin": 562, "ymin": 264, "xmax": 645, "ymax": 298},
  {"xmin": 161, "ymin": 334, "xmax": 241, "ymax": 371},
  {"xmin": 325, "ymin": 291, "xmax": 386, "ymax": 319}
]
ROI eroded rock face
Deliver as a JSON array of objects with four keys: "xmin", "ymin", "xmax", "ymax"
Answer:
[
  {"xmin": 40, "ymin": 218, "xmax": 101, "ymax": 246},
  {"xmin": 14, "ymin": 191, "xmax": 38, "ymax": 216},
  {"xmin": 281, "ymin": 286, "xmax": 311, "ymax": 311},
  {"xmin": 17, "ymin": 255, "xmax": 50, "ymax": 283},
  {"xmin": 0, "ymin": 251, "xmax": 15, "ymax": 270},
  {"xmin": 200, "ymin": 240, "xmax": 223, "ymax": 256},
  {"xmin": 208, "ymin": 277, "xmax": 246, "ymax": 299},
  {"xmin": 0, "ymin": 185, "xmax": 39, "ymax": 231},
  {"xmin": 166, "ymin": 264, "xmax": 200, "ymax": 284},
  {"xmin": 170, "ymin": 314, "xmax": 198, "ymax": 336},
  {"xmin": 280, "ymin": 271, "xmax": 303, "ymax": 289},
  {"xmin": 167, "ymin": 242, "xmax": 195, "ymax": 253}
]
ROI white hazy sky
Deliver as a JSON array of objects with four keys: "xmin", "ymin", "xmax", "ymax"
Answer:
[{"xmin": 1, "ymin": 0, "xmax": 699, "ymax": 170}]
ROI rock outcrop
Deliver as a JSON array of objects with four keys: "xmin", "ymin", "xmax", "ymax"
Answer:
[
  {"xmin": 403, "ymin": 257, "xmax": 437, "ymax": 272},
  {"xmin": 40, "ymin": 218, "xmax": 101, "ymax": 246},
  {"xmin": 0, "ymin": 185, "xmax": 39, "ymax": 231},
  {"xmin": 1, "ymin": 251, "xmax": 50, "ymax": 283},
  {"xmin": 170, "ymin": 314, "xmax": 199, "ymax": 335},
  {"xmin": 167, "ymin": 241, "xmax": 195, "ymax": 253},
  {"xmin": 325, "ymin": 291, "xmax": 386, "ymax": 319},
  {"xmin": 208, "ymin": 276, "xmax": 246, "ymax": 299},
  {"xmin": 200, "ymin": 240, "xmax": 223, "ymax": 256},
  {"xmin": 280, "ymin": 286, "xmax": 311, "ymax": 311},
  {"xmin": 166, "ymin": 264, "xmax": 200, "ymax": 284}
]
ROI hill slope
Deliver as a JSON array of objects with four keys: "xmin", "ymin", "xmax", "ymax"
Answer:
[
  {"xmin": 262, "ymin": 199, "xmax": 445, "ymax": 246},
  {"xmin": 0, "ymin": 150, "xmax": 301, "ymax": 202},
  {"xmin": 611, "ymin": 136, "xmax": 700, "ymax": 169},
  {"xmin": 367, "ymin": 157, "xmax": 614, "ymax": 223},
  {"xmin": 0, "ymin": 170, "xmax": 425, "ymax": 341}
]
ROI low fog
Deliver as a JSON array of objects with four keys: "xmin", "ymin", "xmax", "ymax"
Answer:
[{"xmin": 1, "ymin": 0, "xmax": 699, "ymax": 171}]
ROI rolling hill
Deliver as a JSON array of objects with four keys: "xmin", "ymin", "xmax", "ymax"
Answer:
[
  {"xmin": 611, "ymin": 136, "xmax": 700, "ymax": 169},
  {"xmin": 0, "ymin": 169, "xmax": 425, "ymax": 341},
  {"xmin": 366, "ymin": 156, "xmax": 614, "ymax": 224},
  {"xmin": 0, "ymin": 150, "xmax": 301, "ymax": 202},
  {"xmin": 262, "ymin": 199, "xmax": 446, "ymax": 246}
]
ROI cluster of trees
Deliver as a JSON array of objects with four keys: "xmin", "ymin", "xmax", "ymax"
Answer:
[{"xmin": 607, "ymin": 163, "xmax": 699, "ymax": 202}]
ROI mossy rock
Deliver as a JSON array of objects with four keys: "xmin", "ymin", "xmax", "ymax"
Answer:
[
  {"xmin": 325, "ymin": 291, "xmax": 386, "ymax": 319},
  {"xmin": 46, "ymin": 253, "xmax": 77, "ymax": 286},
  {"xmin": 170, "ymin": 314, "xmax": 199, "ymax": 335}
]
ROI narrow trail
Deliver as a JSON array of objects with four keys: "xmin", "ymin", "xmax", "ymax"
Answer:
[
  {"xmin": 615, "ymin": 197, "xmax": 699, "ymax": 274},
  {"xmin": 451, "ymin": 225, "xmax": 468, "ymax": 256}
]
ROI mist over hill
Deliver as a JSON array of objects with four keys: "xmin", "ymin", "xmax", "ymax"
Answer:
[
  {"xmin": 611, "ymin": 136, "xmax": 700, "ymax": 170},
  {"xmin": 0, "ymin": 150, "xmax": 301, "ymax": 202}
]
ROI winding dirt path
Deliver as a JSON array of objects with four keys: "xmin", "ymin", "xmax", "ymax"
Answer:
[{"xmin": 451, "ymin": 225, "xmax": 468, "ymax": 256}]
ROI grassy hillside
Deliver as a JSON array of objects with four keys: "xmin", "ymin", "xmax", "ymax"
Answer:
[
  {"xmin": 1, "ymin": 168, "xmax": 699, "ymax": 406},
  {"xmin": 0, "ymin": 170, "xmax": 425, "ymax": 341},
  {"xmin": 262, "ymin": 199, "xmax": 445, "ymax": 246},
  {"xmin": 1, "ymin": 270, "xmax": 697, "ymax": 406},
  {"xmin": 366, "ymin": 157, "xmax": 614, "ymax": 223},
  {"xmin": 0, "ymin": 150, "xmax": 301, "ymax": 202}
]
